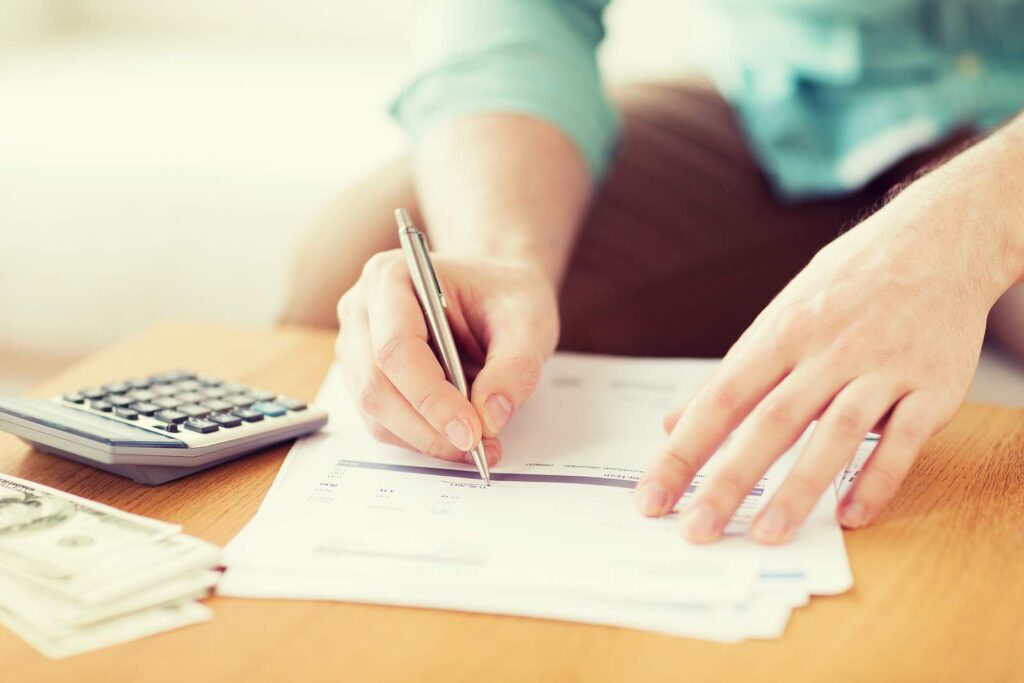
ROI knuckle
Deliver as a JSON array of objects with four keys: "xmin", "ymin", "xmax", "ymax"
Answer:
[
  {"xmin": 423, "ymin": 431, "xmax": 459, "ymax": 459},
  {"xmin": 361, "ymin": 251, "xmax": 391, "ymax": 279},
  {"xmin": 336, "ymin": 289, "xmax": 358, "ymax": 321},
  {"xmin": 699, "ymin": 381, "xmax": 740, "ymax": 414},
  {"xmin": 784, "ymin": 471, "xmax": 822, "ymax": 502},
  {"xmin": 361, "ymin": 250, "xmax": 406, "ymax": 283},
  {"xmin": 369, "ymin": 421, "xmax": 394, "ymax": 444},
  {"xmin": 661, "ymin": 444, "xmax": 702, "ymax": 476},
  {"xmin": 709, "ymin": 465, "xmax": 749, "ymax": 501},
  {"xmin": 414, "ymin": 388, "xmax": 446, "ymax": 420},
  {"xmin": 866, "ymin": 462, "xmax": 904, "ymax": 498},
  {"xmin": 373, "ymin": 333, "xmax": 413, "ymax": 375},
  {"xmin": 504, "ymin": 352, "xmax": 543, "ymax": 394},
  {"xmin": 759, "ymin": 397, "xmax": 797, "ymax": 428},
  {"xmin": 828, "ymin": 404, "xmax": 865, "ymax": 437},
  {"xmin": 775, "ymin": 304, "xmax": 811, "ymax": 338},
  {"xmin": 355, "ymin": 377, "xmax": 383, "ymax": 415},
  {"xmin": 893, "ymin": 417, "xmax": 930, "ymax": 445}
]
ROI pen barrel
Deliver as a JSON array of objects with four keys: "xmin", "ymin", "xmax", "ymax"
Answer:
[{"xmin": 397, "ymin": 223, "xmax": 471, "ymax": 400}]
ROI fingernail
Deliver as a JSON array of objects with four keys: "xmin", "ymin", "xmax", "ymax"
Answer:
[
  {"xmin": 635, "ymin": 482, "xmax": 669, "ymax": 516},
  {"xmin": 839, "ymin": 501, "xmax": 868, "ymax": 528},
  {"xmin": 753, "ymin": 507, "xmax": 790, "ymax": 543},
  {"xmin": 445, "ymin": 418, "xmax": 474, "ymax": 451},
  {"xmin": 680, "ymin": 503, "xmax": 720, "ymax": 542},
  {"xmin": 484, "ymin": 394, "xmax": 513, "ymax": 434}
]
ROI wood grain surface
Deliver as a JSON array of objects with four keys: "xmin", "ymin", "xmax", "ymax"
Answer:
[{"xmin": 2, "ymin": 320, "xmax": 1022, "ymax": 683}]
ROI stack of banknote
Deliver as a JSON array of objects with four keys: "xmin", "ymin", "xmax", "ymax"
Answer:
[{"xmin": 0, "ymin": 473, "xmax": 220, "ymax": 658}]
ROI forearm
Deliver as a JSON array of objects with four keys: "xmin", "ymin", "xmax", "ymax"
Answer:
[
  {"xmin": 412, "ymin": 113, "xmax": 594, "ymax": 287},
  {"xmin": 896, "ymin": 112, "xmax": 1024, "ymax": 299}
]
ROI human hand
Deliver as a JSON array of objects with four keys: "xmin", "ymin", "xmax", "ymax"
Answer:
[
  {"xmin": 635, "ymin": 191, "xmax": 1015, "ymax": 544},
  {"xmin": 336, "ymin": 251, "xmax": 558, "ymax": 465}
]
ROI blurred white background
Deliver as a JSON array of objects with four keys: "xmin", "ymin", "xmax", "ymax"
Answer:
[{"xmin": 1, "ymin": 0, "xmax": 1021, "ymax": 405}]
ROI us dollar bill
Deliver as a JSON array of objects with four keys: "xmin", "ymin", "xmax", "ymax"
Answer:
[
  {"xmin": 0, "ymin": 568, "xmax": 220, "ymax": 632},
  {"xmin": 0, "ymin": 474, "xmax": 180, "ymax": 578},
  {"xmin": 0, "ymin": 600, "xmax": 212, "ymax": 659},
  {"xmin": 0, "ymin": 532, "xmax": 222, "ymax": 604}
]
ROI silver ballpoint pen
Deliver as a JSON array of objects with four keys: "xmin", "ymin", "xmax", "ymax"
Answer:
[{"xmin": 395, "ymin": 208, "xmax": 491, "ymax": 485}]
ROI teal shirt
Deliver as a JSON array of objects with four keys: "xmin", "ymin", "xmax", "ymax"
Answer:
[{"xmin": 391, "ymin": 0, "xmax": 1024, "ymax": 200}]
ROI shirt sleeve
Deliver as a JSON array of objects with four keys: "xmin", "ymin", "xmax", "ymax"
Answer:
[{"xmin": 390, "ymin": 0, "xmax": 619, "ymax": 180}]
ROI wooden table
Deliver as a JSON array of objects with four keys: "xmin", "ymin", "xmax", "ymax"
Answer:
[{"xmin": 2, "ymin": 321, "xmax": 1023, "ymax": 682}]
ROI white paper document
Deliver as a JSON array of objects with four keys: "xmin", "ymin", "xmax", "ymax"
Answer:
[{"xmin": 221, "ymin": 354, "xmax": 865, "ymax": 641}]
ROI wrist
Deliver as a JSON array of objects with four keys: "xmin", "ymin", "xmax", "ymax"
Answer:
[
  {"xmin": 428, "ymin": 222, "xmax": 572, "ymax": 289},
  {"xmin": 896, "ymin": 116, "xmax": 1024, "ymax": 298}
]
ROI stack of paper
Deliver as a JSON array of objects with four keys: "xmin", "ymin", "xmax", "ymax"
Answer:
[
  {"xmin": 221, "ymin": 354, "xmax": 874, "ymax": 642},
  {"xmin": 0, "ymin": 474, "xmax": 220, "ymax": 658}
]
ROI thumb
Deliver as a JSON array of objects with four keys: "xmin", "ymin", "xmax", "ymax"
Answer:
[{"xmin": 470, "ymin": 328, "xmax": 548, "ymax": 438}]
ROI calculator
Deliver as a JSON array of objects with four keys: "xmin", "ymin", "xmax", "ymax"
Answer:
[{"xmin": 0, "ymin": 370, "xmax": 327, "ymax": 485}]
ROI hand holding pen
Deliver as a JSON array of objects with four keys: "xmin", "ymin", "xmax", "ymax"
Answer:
[
  {"xmin": 332, "ymin": 208, "xmax": 560, "ymax": 477},
  {"xmin": 396, "ymin": 209, "xmax": 491, "ymax": 483}
]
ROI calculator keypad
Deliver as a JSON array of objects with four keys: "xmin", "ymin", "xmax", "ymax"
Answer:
[{"xmin": 62, "ymin": 371, "xmax": 309, "ymax": 438}]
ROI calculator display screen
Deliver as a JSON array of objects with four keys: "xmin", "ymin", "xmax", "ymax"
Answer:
[{"xmin": 0, "ymin": 399, "xmax": 185, "ymax": 448}]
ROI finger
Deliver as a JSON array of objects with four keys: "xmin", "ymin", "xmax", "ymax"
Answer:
[
  {"xmin": 340, "ymin": 304, "xmax": 466, "ymax": 462},
  {"xmin": 359, "ymin": 415, "xmax": 415, "ymax": 450},
  {"xmin": 677, "ymin": 361, "xmax": 844, "ymax": 543},
  {"xmin": 837, "ymin": 391, "xmax": 943, "ymax": 528},
  {"xmin": 663, "ymin": 405, "xmax": 685, "ymax": 434},
  {"xmin": 635, "ymin": 343, "xmax": 790, "ymax": 518},
  {"xmin": 751, "ymin": 377, "xmax": 900, "ymax": 544},
  {"xmin": 363, "ymin": 258, "xmax": 483, "ymax": 452},
  {"xmin": 479, "ymin": 437, "xmax": 503, "ymax": 468},
  {"xmin": 469, "ymin": 325, "xmax": 551, "ymax": 438}
]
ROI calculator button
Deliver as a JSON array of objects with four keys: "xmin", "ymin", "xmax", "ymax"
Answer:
[
  {"xmin": 252, "ymin": 402, "xmax": 287, "ymax": 417},
  {"xmin": 153, "ymin": 385, "xmax": 179, "ymax": 397},
  {"xmin": 127, "ymin": 378, "xmax": 153, "ymax": 390},
  {"xmin": 210, "ymin": 413, "xmax": 242, "ymax": 428},
  {"xmin": 154, "ymin": 409, "xmax": 188, "ymax": 424},
  {"xmin": 149, "ymin": 368, "xmax": 193, "ymax": 385},
  {"xmin": 103, "ymin": 382, "xmax": 131, "ymax": 394},
  {"xmin": 176, "ymin": 392, "xmax": 204, "ymax": 404},
  {"xmin": 198, "ymin": 377, "xmax": 223, "ymax": 387},
  {"xmin": 153, "ymin": 397, "xmax": 183, "ymax": 409},
  {"xmin": 179, "ymin": 404, "xmax": 211, "ymax": 419},
  {"xmin": 220, "ymin": 383, "xmax": 247, "ymax": 394},
  {"xmin": 202, "ymin": 399, "xmax": 233, "ymax": 412},
  {"xmin": 81, "ymin": 388, "xmax": 107, "ymax": 400},
  {"xmin": 231, "ymin": 408, "xmax": 264, "ymax": 423},
  {"xmin": 115, "ymin": 407, "xmax": 139, "ymax": 420},
  {"xmin": 90, "ymin": 400, "xmax": 113, "ymax": 413},
  {"xmin": 127, "ymin": 389, "xmax": 157, "ymax": 402},
  {"xmin": 63, "ymin": 392, "xmax": 86, "ymax": 404},
  {"xmin": 173, "ymin": 380, "xmax": 203, "ymax": 392},
  {"xmin": 226, "ymin": 394, "xmax": 256, "ymax": 408},
  {"xmin": 184, "ymin": 418, "xmax": 219, "ymax": 434},
  {"xmin": 251, "ymin": 391, "xmax": 276, "ymax": 402},
  {"xmin": 201, "ymin": 387, "xmax": 228, "ymax": 399},
  {"xmin": 155, "ymin": 422, "xmax": 180, "ymax": 433},
  {"xmin": 129, "ymin": 402, "xmax": 161, "ymax": 416},
  {"xmin": 106, "ymin": 395, "xmax": 134, "ymax": 407},
  {"xmin": 277, "ymin": 397, "xmax": 307, "ymax": 411}
]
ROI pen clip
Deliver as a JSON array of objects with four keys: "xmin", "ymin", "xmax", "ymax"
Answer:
[{"xmin": 415, "ymin": 231, "xmax": 447, "ymax": 309}]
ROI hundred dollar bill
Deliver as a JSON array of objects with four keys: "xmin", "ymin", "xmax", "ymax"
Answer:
[
  {"xmin": 0, "ymin": 532, "xmax": 221, "ymax": 604},
  {"xmin": 0, "ymin": 474, "xmax": 180, "ymax": 578},
  {"xmin": 0, "ymin": 600, "xmax": 212, "ymax": 659},
  {"xmin": 0, "ymin": 569, "xmax": 220, "ymax": 633}
]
